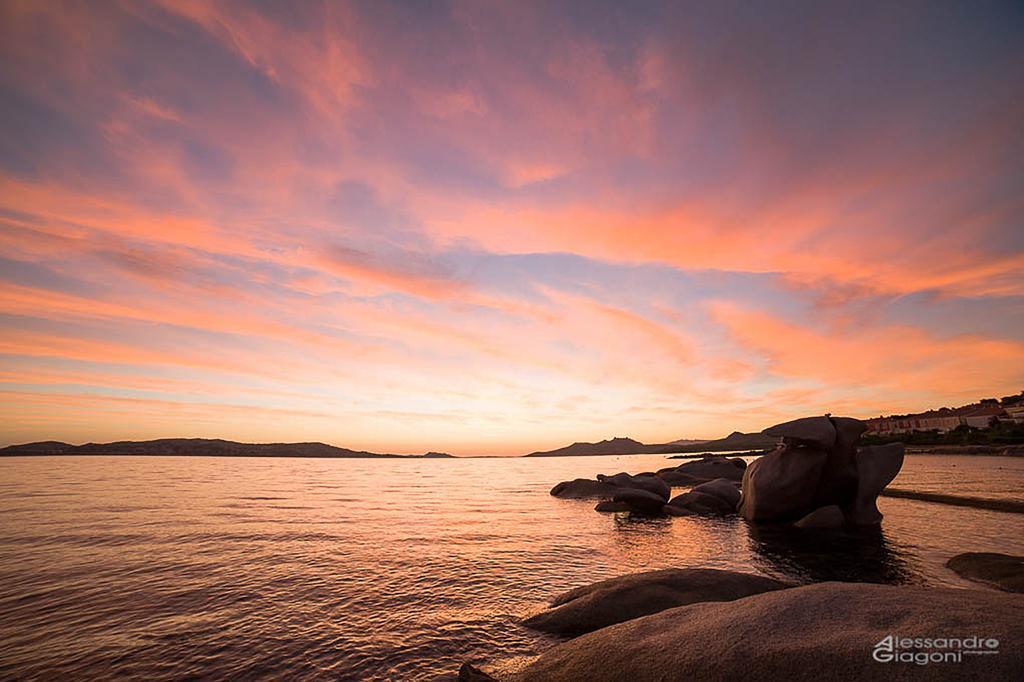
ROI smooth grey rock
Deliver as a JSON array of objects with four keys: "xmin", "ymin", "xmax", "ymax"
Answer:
[
  {"xmin": 597, "ymin": 472, "xmax": 670, "ymax": 501},
  {"xmin": 516, "ymin": 582, "xmax": 1024, "ymax": 681},
  {"xmin": 690, "ymin": 478, "xmax": 742, "ymax": 508},
  {"xmin": 738, "ymin": 445, "xmax": 828, "ymax": 521},
  {"xmin": 846, "ymin": 443, "xmax": 904, "ymax": 525},
  {"xmin": 667, "ymin": 490, "xmax": 736, "ymax": 516},
  {"xmin": 655, "ymin": 470, "xmax": 709, "ymax": 486},
  {"xmin": 947, "ymin": 552, "xmax": 1024, "ymax": 592},
  {"xmin": 659, "ymin": 457, "xmax": 745, "ymax": 483},
  {"xmin": 813, "ymin": 416, "xmax": 866, "ymax": 508},
  {"xmin": 521, "ymin": 568, "xmax": 790, "ymax": 637},
  {"xmin": 550, "ymin": 478, "xmax": 620, "ymax": 498},
  {"xmin": 612, "ymin": 488, "xmax": 669, "ymax": 514},
  {"xmin": 763, "ymin": 415, "xmax": 836, "ymax": 450}
]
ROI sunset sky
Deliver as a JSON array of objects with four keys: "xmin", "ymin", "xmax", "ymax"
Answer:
[{"xmin": 1, "ymin": 1, "xmax": 1022, "ymax": 454}]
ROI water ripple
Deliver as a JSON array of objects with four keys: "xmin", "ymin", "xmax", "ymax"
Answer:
[{"xmin": 0, "ymin": 453, "xmax": 1021, "ymax": 679}]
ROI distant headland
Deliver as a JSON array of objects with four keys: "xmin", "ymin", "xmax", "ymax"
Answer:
[
  {"xmin": 525, "ymin": 431, "xmax": 779, "ymax": 457},
  {"xmin": 0, "ymin": 438, "xmax": 455, "ymax": 459}
]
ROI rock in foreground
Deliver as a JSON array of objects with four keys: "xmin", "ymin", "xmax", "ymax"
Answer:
[
  {"xmin": 515, "ymin": 582, "xmax": 1023, "ymax": 681},
  {"xmin": 947, "ymin": 552, "xmax": 1024, "ymax": 592},
  {"xmin": 521, "ymin": 568, "xmax": 789, "ymax": 636}
]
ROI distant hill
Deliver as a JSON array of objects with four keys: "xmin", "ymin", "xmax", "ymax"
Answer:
[
  {"xmin": 525, "ymin": 431, "xmax": 778, "ymax": 457},
  {"xmin": 0, "ymin": 438, "xmax": 455, "ymax": 459},
  {"xmin": 650, "ymin": 431, "xmax": 779, "ymax": 453},
  {"xmin": 526, "ymin": 437, "xmax": 647, "ymax": 457}
]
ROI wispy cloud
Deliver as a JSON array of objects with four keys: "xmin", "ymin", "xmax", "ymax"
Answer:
[{"xmin": 1, "ymin": 1, "xmax": 1021, "ymax": 452}]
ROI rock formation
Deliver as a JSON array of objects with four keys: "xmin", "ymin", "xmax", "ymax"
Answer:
[
  {"xmin": 551, "ymin": 472, "xmax": 670, "ymax": 514},
  {"xmin": 947, "ymin": 552, "xmax": 1024, "ymax": 592},
  {"xmin": 596, "ymin": 472, "xmax": 670, "ymax": 500},
  {"xmin": 846, "ymin": 443, "xmax": 904, "ymax": 525},
  {"xmin": 611, "ymin": 488, "xmax": 668, "ymax": 514},
  {"xmin": 512, "ymin": 582, "xmax": 1023, "ymax": 680},
  {"xmin": 737, "ymin": 445, "xmax": 829, "ymax": 520},
  {"xmin": 553, "ymin": 415, "xmax": 901, "ymax": 524},
  {"xmin": 549, "ymin": 478, "xmax": 621, "ymax": 499},
  {"xmin": 655, "ymin": 456, "xmax": 746, "ymax": 485},
  {"xmin": 521, "ymin": 568, "xmax": 790, "ymax": 636},
  {"xmin": 665, "ymin": 478, "xmax": 741, "ymax": 516},
  {"xmin": 739, "ymin": 415, "xmax": 904, "ymax": 526}
]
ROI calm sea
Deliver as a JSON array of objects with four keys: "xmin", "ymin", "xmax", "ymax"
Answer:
[{"xmin": 1, "ymin": 453, "xmax": 1022, "ymax": 680}]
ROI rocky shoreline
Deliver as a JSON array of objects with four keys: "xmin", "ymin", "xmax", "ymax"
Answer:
[
  {"xmin": 458, "ymin": 414, "xmax": 1024, "ymax": 680},
  {"xmin": 460, "ymin": 568, "xmax": 1024, "ymax": 680}
]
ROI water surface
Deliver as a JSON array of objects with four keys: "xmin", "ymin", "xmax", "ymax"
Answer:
[{"xmin": 1, "ymin": 454, "xmax": 1022, "ymax": 680}]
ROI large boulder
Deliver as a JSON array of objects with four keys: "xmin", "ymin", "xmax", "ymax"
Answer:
[
  {"xmin": 738, "ymin": 445, "xmax": 828, "ymax": 521},
  {"xmin": 813, "ymin": 416, "xmax": 866, "ymax": 509},
  {"xmin": 550, "ymin": 472, "xmax": 670, "ymax": 501},
  {"xmin": 521, "ymin": 568, "xmax": 790, "ymax": 637},
  {"xmin": 947, "ymin": 552, "xmax": 1024, "ymax": 592},
  {"xmin": 515, "ymin": 582, "xmax": 1024, "ymax": 680},
  {"xmin": 550, "ymin": 478, "xmax": 619, "ymax": 499},
  {"xmin": 690, "ymin": 478, "xmax": 742, "ymax": 508},
  {"xmin": 762, "ymin": 415, "xmax": 836, "ymax": 450},
  {"xmin": 667, "ymin": 490, "xmax": 736, "ymax": 516},
  {"xmin": 655, "ymin": 469, "xmax": 710, "ymax": 486},
  {"xmin": 663, "ymin": 504, "xmax": 695, "ymax": 516},
  {"xmin": 611, "ymin": 488, "xmax": 669, "ymax": 514},
  {"xmin": 597, "ymin": 472, "xmax": 670, "ymax": 501},
  {"xmin": 657, "ymin": 457, "xmax": 745, "ymax": 484},
  {"xmin": 846, "ymin": 443, "xmax": 904, "ymax": 525}
]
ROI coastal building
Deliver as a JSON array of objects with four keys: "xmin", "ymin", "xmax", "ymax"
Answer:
[
  {"xmin": 1005, "ymin": 405, "xmax": 1024, "ymax": 424},
  {"xmin": 865, "ymin": 403, "xmax": 1009, "ymax": 435},
  {"xmin": 958, "ymin": 404, "xmax": 1007, "ymax": 429}
]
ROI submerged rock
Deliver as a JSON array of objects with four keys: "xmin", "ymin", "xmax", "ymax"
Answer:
[
  {"xmin": 690, "ymin": 478, "xmax": 742, "ymax": 508},
  {"xmin": 516, "ymin": 582, "xmax": 1024, "ymax": 680},
  {"xmin": 521, "ymin": 568, "xmax": 790, "ymax": 637},
  {"xmin": 655, "ymin": 469, "xmax": 710, "ymax": 486},
  {"xmin": 656, "ymin": 457, "xmax": 745, "ymax": 484},
  {"xmin": 549, "ymin": 478, "xmax": 620, "ymax": 499},
  {"xmin": 793, "ymin": 504, "xmax": 845, "ymax": 529},
  {"xmin": 947, "ymin": 552, "xmax": 1024, "ymax": 592},
  {"xmin": 612, "ymin": 488, "xmax": 669, "ymax": 514},
  {"xmin": 593, "ymin": 500, "xmax": 632, "ymax": 513},
  {"xmin": 666, "ymin": 490, "xmax": 736, "ymax": 516},
  {"xmin": 597, "ymin": 472, "xmax": 670, "ymax": 501}
]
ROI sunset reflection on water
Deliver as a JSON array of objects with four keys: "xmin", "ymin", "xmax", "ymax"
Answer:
[{"xmin": 0, "ymin": 454, "xmax": 1022, "ymax": 679}]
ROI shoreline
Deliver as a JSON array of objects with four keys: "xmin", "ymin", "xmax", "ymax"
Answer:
[
  {"xmin": 880, "ymin": 488, "xmax": 1024, "ymax": 514},
  {"xmin": 904, "ymin": 444, "xmax": 1024, "ymax": 456}
]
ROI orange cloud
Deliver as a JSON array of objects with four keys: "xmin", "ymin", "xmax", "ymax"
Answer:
[{"xmin": 709, "ymin": 300, "xmax": 1024, "ymax": 404}]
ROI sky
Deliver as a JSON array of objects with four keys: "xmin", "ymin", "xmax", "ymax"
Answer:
[{"xmin": 1, "ymin": 1, "xmax": 1023, "ymax": 455}]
